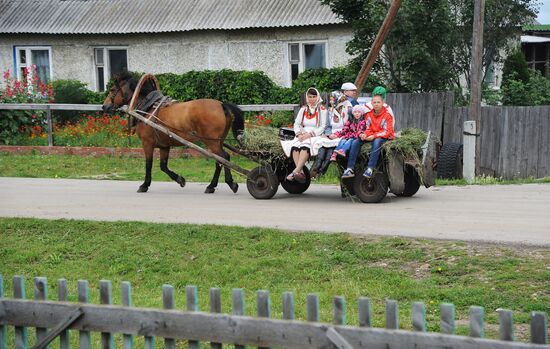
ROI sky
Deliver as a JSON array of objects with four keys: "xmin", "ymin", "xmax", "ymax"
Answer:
[{"xmin": 537, "ymin": 0, "xmax": 550, "ymax": 24}]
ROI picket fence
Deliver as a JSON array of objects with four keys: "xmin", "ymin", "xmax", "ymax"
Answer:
[{"xmin": 0, "ymin": 275, "xmax": 548, "ymax": 349}]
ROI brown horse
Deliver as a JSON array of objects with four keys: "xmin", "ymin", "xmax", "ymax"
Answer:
[{"xmin": 102, "ymin": 72, "xmax": 244, "ymax": 194}]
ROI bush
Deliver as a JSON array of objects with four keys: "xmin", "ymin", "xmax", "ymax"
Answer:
[
  {"xmin": 291, "ymin": 66, "xmax": 380, "ymax": 94},
  {"xmin": 52, "ymin": 79, "xmax": 105, "ymax": 123},
  {"xmin": 156, "ymin": 69, "xmax": 298, "ymax": 105},
  {"xmin": 0, "ymin": 66, "xmax": 53, "ymax": 145},
  {"xmin": 501, "ymin": 70, "xmax": 550, "ymax": 106}
]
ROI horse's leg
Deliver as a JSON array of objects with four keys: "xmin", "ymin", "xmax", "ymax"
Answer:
[
  {"xmin": 159, "ymin": 147, "xmax": 186, "ymax": 188},
  {"xmin": 138, "ymin": 145, "xmax": 154, "ymax": 193},
  {"xmin": 205, "ymin": 161, "xmax": 222, "ymax": 194},
  {"xmin": 222, "ymin": 150, "xmax": 238, "ymax": 193}
]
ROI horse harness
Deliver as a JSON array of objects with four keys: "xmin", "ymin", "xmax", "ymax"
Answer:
[{"xmin": 134, "ymin": 90, "xmax": 175, "ymax": 147}]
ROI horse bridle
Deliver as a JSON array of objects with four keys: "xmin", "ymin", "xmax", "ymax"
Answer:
[{"xmin": 108, "ymin": 80, "xmax": 132, "ymax": 107}]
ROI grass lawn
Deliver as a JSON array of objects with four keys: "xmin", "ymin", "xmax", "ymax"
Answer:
[
  {"xmin": 1, "ymin": 218, "xmax": 549, "ymax": 344},
  {"xmin": 1, "ymin": 152, "xmax": 549, "ymax": 185}
]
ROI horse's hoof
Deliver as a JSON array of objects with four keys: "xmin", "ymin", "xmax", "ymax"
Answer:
[
  {"xmin": 204, "ymin": 187, "xmax": 216, "ymax": 194},
  {"xmin": 137, "ymin": 186, "xmax": 149, "ymax": 193},
  {"xmin": 228, "ymin": 182, "xmax": 239, "ymax": 193},
  {"xmin": 177, "ymin": 176, "xmax": 186, "ymax": 188}
]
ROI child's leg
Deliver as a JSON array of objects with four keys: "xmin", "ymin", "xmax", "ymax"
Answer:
[
  {"xmin": 347, "ymin": 138, "xmax": 365, "ymax": 169},
  {"xmin": 367, "ymin": 138, "xmax": 387, "ymax": 169},
  {"xmin": 312, "ymin": 147, "xmax": 326, "ymax": 172},
  {"xmin": 319, "ymin": 147, "xmax": 334, "ymax": 173}
]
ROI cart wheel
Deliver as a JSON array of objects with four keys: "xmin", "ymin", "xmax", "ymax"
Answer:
[
  {"xmin": 281, "ymin": 166, "xmax": 311, "ymax": 194},
  {"xmin": 247, "ymin": 166, "xmax": 279, "ymax": 200},
  {"xmin": 353, "ymin": 169, "xmax": 389, "ymax": 203},
  {"xmin": 395, "ymin": 165, "xmax": 421, "ymax": 197}
]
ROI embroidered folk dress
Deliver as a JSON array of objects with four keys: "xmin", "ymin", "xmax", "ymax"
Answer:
[
  {"xmin": 313, "ymin": 104, "xmax": 349, "ymax": 153},
  {"xmin": 281, "ymin": 105, "xmax": 327, "ymax": 157}
]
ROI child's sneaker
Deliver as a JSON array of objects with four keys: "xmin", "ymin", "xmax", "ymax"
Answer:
[
  {"xmin": 342, "ymin": 168, "xmax": 355, "ymax": 178},
  {"xmin": 334, "ymin": 149, "xmax": 346, "ymax": 157},
  {"xmin": 363, "ymin": 167, "xmax": 373, "ymax": 178}
]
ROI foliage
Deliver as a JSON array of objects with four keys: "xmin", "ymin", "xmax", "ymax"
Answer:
[
  {"xmin": 241, "ymin": 126, "xmax": 286, "ymax": 159},
  {"xmin": 322, "ymin": 0, "xmax": 538, "ymax": 93},
  {"xmin": 291, "ymin": 66, "xmax": 376, "ymax": 92},
  {"xmin": 0, "ymin": 66, "xmax": 53, "ymax": 145},
  {"xmin": 500, "ymin": 70, "xmax": 550, "ymax": 106},
  {"xmin": 502, "ymin": 48, "xmax": 531, "ymax": 85},
  {"xmin": 1, "ymin": 217, "xmax": 550, "ymax": 337},
  {"xmin": 10, "ymin": 112, "xmax": 139, "ymax": 148},
  {"xmin": 156, "ymin": 69, "xmax": 299, "ymax": 105},
  {"xmin": 51, "ymin": 79, "xmax": 105, "ymax": 123}
]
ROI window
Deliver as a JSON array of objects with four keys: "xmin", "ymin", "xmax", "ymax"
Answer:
[
  {"xmin": 15, "ymin": 46, "xmax": 52, "ymax": 84},
  {"xmin": 94, "ymin": 47, "xmax": 128, "ymax": 92},
  {"xmin": 288, "ymin": 42, "xmax": 327, "ymax": 84},
  {"xmin": 523, "ymin": 43, "xmax": 550, "ymax": 77}
]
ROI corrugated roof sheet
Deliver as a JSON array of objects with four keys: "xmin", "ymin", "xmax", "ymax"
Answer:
[
  {"xmin": 523, "ymin": 24, "xmax": 550, "ymax": 32},
  {"xmin": 0, "ymin": 0, "xmax": 343, "ymax": 34}
]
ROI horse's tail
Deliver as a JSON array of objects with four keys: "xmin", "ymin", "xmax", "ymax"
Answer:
[{"xmin": 222, "ymin": 103, "xmax": 245, "ymax": 145}]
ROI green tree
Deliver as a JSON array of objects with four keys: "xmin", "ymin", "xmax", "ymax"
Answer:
[
  {"xmin": 501, "ymin": 48, "xmax": 531, "ymax": 84},
  {"xmin": 322, "ymin": 0, "xmax": 538, "ymax": 93}
]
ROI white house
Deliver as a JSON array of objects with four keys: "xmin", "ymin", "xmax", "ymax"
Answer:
[{"xmin": 0, "ymin": 0, "xmax": 354, "ymax": 91}]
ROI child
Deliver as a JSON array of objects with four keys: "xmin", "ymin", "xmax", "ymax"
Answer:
[
  {"xmin": 311, "ymin": 94, "xmax": 349, "ymax": 179},
  {"xmin": 360, "ymin": 93, "xmax": 395, "ymax": 178},
  {"xmin": 329, "ymin": 104, "xmax": 367, "ymax": 173}
]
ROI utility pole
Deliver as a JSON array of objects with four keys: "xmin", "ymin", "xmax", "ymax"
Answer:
[
  {"xmin": 469, "ymin": 0, "xmax": 485, "ymax": 176},
  {"xmin": 354, "ymin": 0, "xmax": 402, "ymax": 93}
]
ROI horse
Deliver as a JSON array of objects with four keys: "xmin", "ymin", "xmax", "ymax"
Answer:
[{"xmin": 102, "ymin": 72, "xmax": 244, "ymax": 194}]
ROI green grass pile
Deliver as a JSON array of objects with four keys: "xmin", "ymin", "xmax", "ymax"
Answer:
[{"xmin": 241, "ymin": 126, "xmax": 286, "ymax": 160}]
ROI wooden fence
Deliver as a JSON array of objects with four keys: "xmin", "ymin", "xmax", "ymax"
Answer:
[
  {"xmin": 0, "ymin": 275, "xmax": 548, "ymax": 349},
  {"xmin": 385, "ymin": 93, "xmax": 550, "ymax": 179}
]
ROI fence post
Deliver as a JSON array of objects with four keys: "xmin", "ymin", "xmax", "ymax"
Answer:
[
  {"xmin": 257, "ymin": 290, "xmax": 271, "ymax": 349},
  {"xmin": 441, "ymin": 303, "xmax": 455, "ymax": 334},
  {"xmin": 232, "ymin": 288, "xmax": 245, "ymax": 349},
  {"xmin": 463, "ymin": 121, "xmax": 476, "ymax": 182},
  {"xmin": 307, "ymin": 294, "xmax": 320, "ymax": 322},
  {"xmin": 46, "ymin": 105, "xmax": 53, "ymax": 147},
  {"xmin": 14, "ymin": 276, "xmax": 28, "ymax": 349},
  {"xmin": 412, "ymin": 302, "xmax": 426, "ymax": 332},
  {"xmin": 385, "ymin": 300, "xmax": 399, "ymax": 330},
  {"xmin": 77, "ymin": 280, "xmax": 90, "ymax": 349},
  {"xmin": 163, "ymin": 284, "xmax": 175, "ymax": 349},
  {"xmin": 333, "ymin": 296, "xmax": 346, "ymax": 325},
  {"xmin": 100, "ymin": 280, "xmax": 114, "ymax": 349},
  {"xmin": 282, "ymin": 292, "xmax": 295, "ymax": 320},
  {"xmin": 497, "ymin": 309, "xmax": 514, "ymax": 341},
  {"xmin": 531, "ymin": 312, "xmax": 548, "ymax": 344},
  {"xmin": 469, "ymin": 306, "xmax": 484, "ymax": 338},
  {"xmin": 0, "ymin": 275, "xmax": 5, "ymax": 349},
  {"xmin": 186, "ymin": 285, "xmax": 199, "ymax": 349},
  {"xmin": 34, "ymin": 277, "xmax": 49, "ymax": 348},
  {"xmin": 122, "ymin": 282, "xmax": 134, "ymax": 349},
  {"xmin": 210, "ymin": 288, "xmax": 222, "ymax": 349},
  {"xmin": 358, "ymin": 297, "xmax": 372, "ymax": 327},
  {"xmin": 57, "ymin": 279, "xmax": 70, "ymax": 349}
]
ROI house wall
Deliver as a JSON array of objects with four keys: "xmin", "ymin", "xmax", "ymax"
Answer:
[{"xmin": 0, "ymin": 25, "xmax": 353, "ymax": 90}]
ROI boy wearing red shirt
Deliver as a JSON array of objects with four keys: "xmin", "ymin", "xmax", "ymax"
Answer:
[{"xmin": 359, "ymin": 93, "xmax": 395, "ymax": 177}]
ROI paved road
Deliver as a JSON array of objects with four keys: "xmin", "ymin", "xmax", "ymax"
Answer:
[{"xmin": 1, "ymin": 177, "xmax": 549, "ymax": 246}]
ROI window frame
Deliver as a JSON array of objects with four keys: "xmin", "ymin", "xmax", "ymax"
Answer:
[
  {"xmin": 93, "ymin": 46, "xmax": 129, "ymax": 92},
  {"xmin": 287, "ymin": 40, "xmax": 328, "ymax": 86},
  {"xmin": 14, "ymin": 46, "xmax": 53, "ymax": 83}
]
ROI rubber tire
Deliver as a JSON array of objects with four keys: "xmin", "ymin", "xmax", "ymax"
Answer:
[
  {"xmin": 353, "ymin": 170, "xmax": 389, "ymax": 203},
  {"xmin": 395, "ymin": 165, "xmax": 421, "ymax": 197},
  {"xmin": 246, "ymin": 166, "xmax": 279, "ymax": 200},
  {"xmin": 437, "ymin": 143, "xmax": 463, "ymax": 179},
  {"xmin": 281, "ymin": 166, "xmax": 311, "ymax": 194}
]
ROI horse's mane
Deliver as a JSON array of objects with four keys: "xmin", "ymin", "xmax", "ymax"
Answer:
[{"xmin": 116, "ymin": 72, "xmax": 157, "ymax": 97}]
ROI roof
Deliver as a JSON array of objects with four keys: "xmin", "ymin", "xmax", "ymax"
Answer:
[
  {"xmin": 521, "ymin": 35, "xmax": 550, "ymax": 43},
  {"xmin": 0, "ymin": 0, "xmax": 342, "ymax": 34},
  {"xmin": 523, "ymin": 24, "xmax": 550, "ymax": 32}
]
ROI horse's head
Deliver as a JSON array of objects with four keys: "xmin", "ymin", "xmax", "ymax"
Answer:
[{"xmin": 102, "ymin": 72, "xmax": 137, "ymax": 114}]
